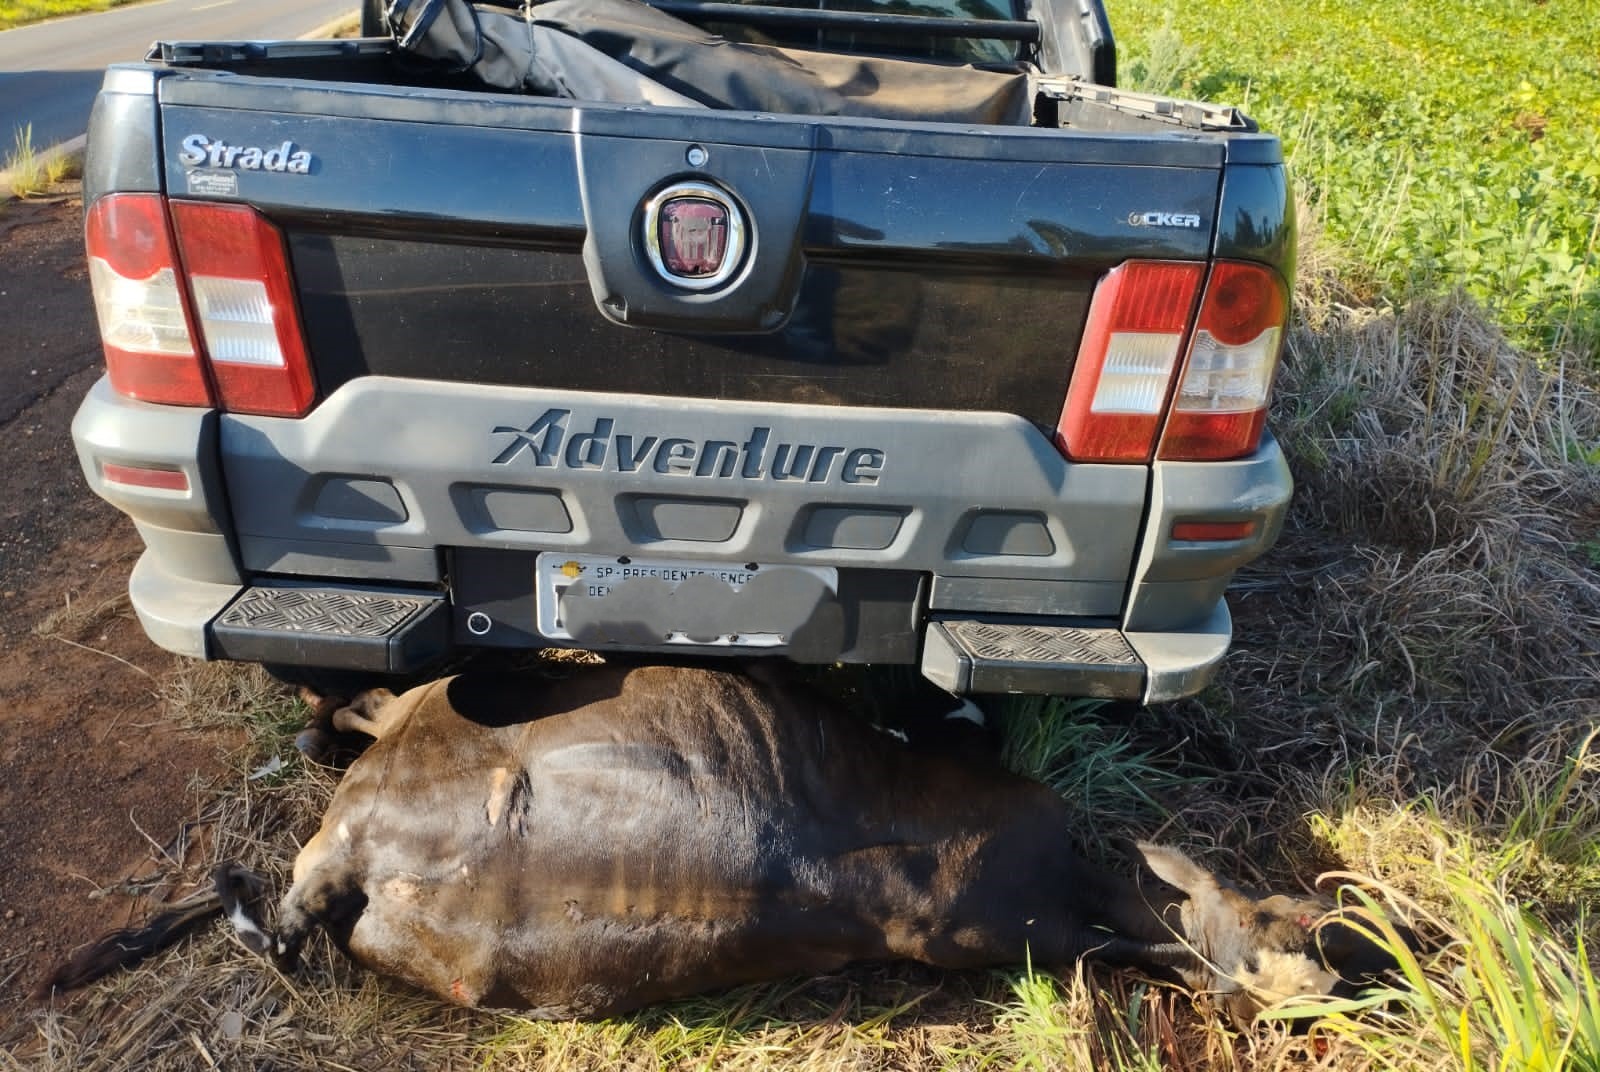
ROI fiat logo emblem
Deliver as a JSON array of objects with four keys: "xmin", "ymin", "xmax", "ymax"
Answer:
[{"xmin": 642, "ymin": 181, "xmax": 749, "ymax": 291}]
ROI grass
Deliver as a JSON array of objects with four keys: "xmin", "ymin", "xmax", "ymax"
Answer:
[
  {"xmin": 0, "ymin": 0, "xmax": 139, "ymax": 30},
  {"xmin": 5, "ymin": 124, "xmax": 80, "ymax": 199},
  {"xmin": 9, "ymin": 251, "xmax": 1599, "ymax": 1066},
  {"xmin": 1111, "ymin": 0, "xmax": 1600, "ymax": 360},
  {"xmin": 8, "ymin": 6, "xmax": 1600, "ymax": 1066}
]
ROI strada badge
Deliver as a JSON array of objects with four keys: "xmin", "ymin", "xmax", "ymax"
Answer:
[
  {"xmin": 492, "ymin": 408, "xmax": 885, "ymax": 485},
  {"xmin": 178, "ymin": 134, "xmax": 314, "ymax": 174}
]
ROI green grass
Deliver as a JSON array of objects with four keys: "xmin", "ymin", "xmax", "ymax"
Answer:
[
  {"xmin": 1265, "ymin": 850, "xmax": 1600, "ymax": 1072},
  {"xmin": 0, "ymin": 0, "xmax": 140, "ymax": 29},
  {"xmin": 1109, "ymin": 0, "xmax": 1600, "ymax": 360}
]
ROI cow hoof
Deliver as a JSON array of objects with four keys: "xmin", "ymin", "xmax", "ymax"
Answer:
[{"xmin": 295, "ymin": 727, "xmax": 336, "ymax": 763}]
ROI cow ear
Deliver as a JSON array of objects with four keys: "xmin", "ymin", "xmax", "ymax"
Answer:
[{"xmin": 1136, "ymin": 842, "xmax": 1221, "ymax": 898}]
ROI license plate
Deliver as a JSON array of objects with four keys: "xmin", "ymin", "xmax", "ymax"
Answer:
[{"xmin": 535, "ymin": 554, "xmax": 838, "ymax": 647}]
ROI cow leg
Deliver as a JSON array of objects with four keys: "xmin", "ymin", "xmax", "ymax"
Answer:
[
  {"xmin": 330, "ymin": 688, "xmax": 399, "ymax": 738},
  {"xmin": 294, "ymin": 688, "xmax": 353, "ymax": 763},
  {"xmin": 297, "ymin": 684, "xmax": 423, "ymax": 761}
]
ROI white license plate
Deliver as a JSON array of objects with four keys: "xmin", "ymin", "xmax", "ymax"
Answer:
[{"xmin": 535, "ymin": 554, "xmax": 838, "ymax": 647}]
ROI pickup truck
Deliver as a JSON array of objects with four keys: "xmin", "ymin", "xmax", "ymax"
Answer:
[{"xmin": 71, "ymin": 0, "xmax": 1294, "ymax": 702}]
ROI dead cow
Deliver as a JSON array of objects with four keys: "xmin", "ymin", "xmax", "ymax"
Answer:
[{"xmin": 49, "ymin": 665, "xmax": 1394, "ymax": 1020}]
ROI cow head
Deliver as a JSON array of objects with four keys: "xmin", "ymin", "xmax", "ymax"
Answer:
[{"xmin": 1135, "ymin": 843, "xmax": 1401, "ymax": 1024}]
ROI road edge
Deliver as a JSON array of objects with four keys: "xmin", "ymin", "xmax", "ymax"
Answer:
[{"xmin": 299, "ymin": 11, "xmax": 361, "ymax": 41}]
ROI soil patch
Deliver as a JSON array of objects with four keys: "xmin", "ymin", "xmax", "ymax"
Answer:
[{"xmin": 0, "ymin": 192, "xmax": 242, "ymax": 1020}]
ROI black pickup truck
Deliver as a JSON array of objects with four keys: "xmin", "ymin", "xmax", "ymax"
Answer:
[{"xmin": 71, "ymin": 0, "xmax": 1294, "ymax": 702}]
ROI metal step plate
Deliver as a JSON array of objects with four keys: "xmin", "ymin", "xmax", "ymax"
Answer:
[
  {"xmin": 921, "ymin": 619, "xmax": 1145, "ymax": 698},
  {"xmin": 210, "ymin": 586, "xmax": 448, "ymax": 673}
]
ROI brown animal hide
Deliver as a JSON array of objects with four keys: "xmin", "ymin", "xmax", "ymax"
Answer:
[
  {"xmin": 45, "ymin": 664, "xmax": 1399, "ymax": 1021},
  {"xmin": 230, "ymin": 664, "xmax": 1394, "ymax": 1019}
]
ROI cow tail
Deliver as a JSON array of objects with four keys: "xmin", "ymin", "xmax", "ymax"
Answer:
[
  {"xmin": 213, "ymin": 862, "xmax": 281, "ymax": 959},
  {"xmin": 215, "ymin": 860, "xmax": 365, "ymax": 972},
  {"xmin": 34, "ymin": 890, "xmax": 224, "ymax": 998}
]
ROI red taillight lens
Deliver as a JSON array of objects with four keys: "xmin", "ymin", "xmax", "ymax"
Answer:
[
  {"xmin": 1171, "ymin": 519, "xmax": 1258, "ymax": 542},
  {"xmin": 86, "ymin": 195, "xmax": 316, "ymax": 418},
  {"xmin": 169, "ymin": 201, "xmax": 315, "ymax": 418},
  {"xmin": 85, "ymin": 194, "xmax": 211, "ymax": 407},
  {"xmin": 1159, "ymin": 261, "xmax": 1288, "ymax": 461},
  {"xmin": 102, "ymin": 462, "xmax": 191, "ymax": 492},
  {"xmin": 1054, "ymin": 261, "xmax": 1205, "ymax": 463}
]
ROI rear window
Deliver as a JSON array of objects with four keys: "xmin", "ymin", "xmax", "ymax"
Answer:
[{"xmin": 703, "ymin": 0, "xmax": 1029, "ymax": 65}]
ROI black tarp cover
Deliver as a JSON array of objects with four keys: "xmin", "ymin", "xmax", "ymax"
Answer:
[{"xmin": 389, "ymin": 0, "xmax": 1033, "ymax": 125}]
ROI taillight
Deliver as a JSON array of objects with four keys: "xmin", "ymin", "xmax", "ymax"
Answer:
[
  {"xmin": 1158, "ymin": 261, "xmax": 1288, "ymax": 461},
  {"xmin": 1055, "ymin": 259, "xmax": 1288, "ymax": 464},
  {"xmin": 86, "ymin": 194, "xmax": 314, "ymax": 418},
  {"xmin": 1054, "ymin": 261, "xmax": 1205, "ymax": 463},
  {"xmin": 169, "ymin": 201, "xmax": 315, "ymax": 417},
  {"xmin": 85, "ymin": 194, "xmax": 210, "ymax": 407}
]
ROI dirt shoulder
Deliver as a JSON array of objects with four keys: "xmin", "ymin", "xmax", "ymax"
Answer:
[{"xmin": 0, "ymin": 191, "xmax": 241, "ymax": 1015}]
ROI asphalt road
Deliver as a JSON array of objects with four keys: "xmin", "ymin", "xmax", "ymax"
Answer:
[{"xmin": 0, "ymin": 0, "xmax": 355, "ymax": 158}]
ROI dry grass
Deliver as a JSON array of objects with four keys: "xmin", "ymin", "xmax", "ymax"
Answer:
[
  {"xmin": 4, "ymin": 125, "xmax": 81, "ymax": 200},
  {"xmin": 31, "ymin": 592, "xmax": 134, "ymax": 651},
  {"xmin": 7, "ymin": 212, "xmax": 1600, "ymax": 1068}
]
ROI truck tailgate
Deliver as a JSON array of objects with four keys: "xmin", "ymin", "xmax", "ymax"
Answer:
[{"xmin": 156, "ymin": 72, "xmax": 1223, "ymax": 426}]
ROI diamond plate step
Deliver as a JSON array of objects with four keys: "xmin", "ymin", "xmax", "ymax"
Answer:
[
  {"xmin": 921, "ymin": 619, "xmax": 1145, "ymax": 698},
  {"xmin": 210, "ymin": 585, "xmax": 449, "ymax": 673}
]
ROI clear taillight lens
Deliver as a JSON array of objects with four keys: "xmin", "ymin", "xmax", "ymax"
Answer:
[{"xmin": 88, "ymin": 260, "xmax": 192, "ymax": 357}]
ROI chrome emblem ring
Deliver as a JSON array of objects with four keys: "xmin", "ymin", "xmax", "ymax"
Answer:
[{"xmin": 642, "ymin": 181, "xmax": 749, "ymax": 291}]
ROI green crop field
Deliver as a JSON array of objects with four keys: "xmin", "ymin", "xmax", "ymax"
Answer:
[{"xmin": 1109, "ymin": 0, "xmax": 1600, "ymax": 359}]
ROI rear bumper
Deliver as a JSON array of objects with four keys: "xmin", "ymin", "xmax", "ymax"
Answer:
[
  {"xmin": 72, "ymin": 377, "xmax": 240, "ymax": 658},
  {"xmin": 72, "ymin": 374, "xmax": 1290, "ymax": 700},
  {"xmin": 122, "ymin": 570, "xmax": 1234, "ymax": 700}
]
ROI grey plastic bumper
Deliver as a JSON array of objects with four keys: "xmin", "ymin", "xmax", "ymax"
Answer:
[
  {"xmin": 1123, "ymin": 433, "xmax": 1292, "ymax": 632},
  {"xmin": 217, "ymin": 377, "xmax": 1149, "ymax": 616},
  {"xmin": 921, "ymin": 598, "xmax": 1230, "ymax": 702},
  {"xmin": 72, "ymin": 377, "xmax": 243, "ymax": 657},
  {"xmin": 126, "ymin": 548, "xmax": 240, "ymax": 659}
]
